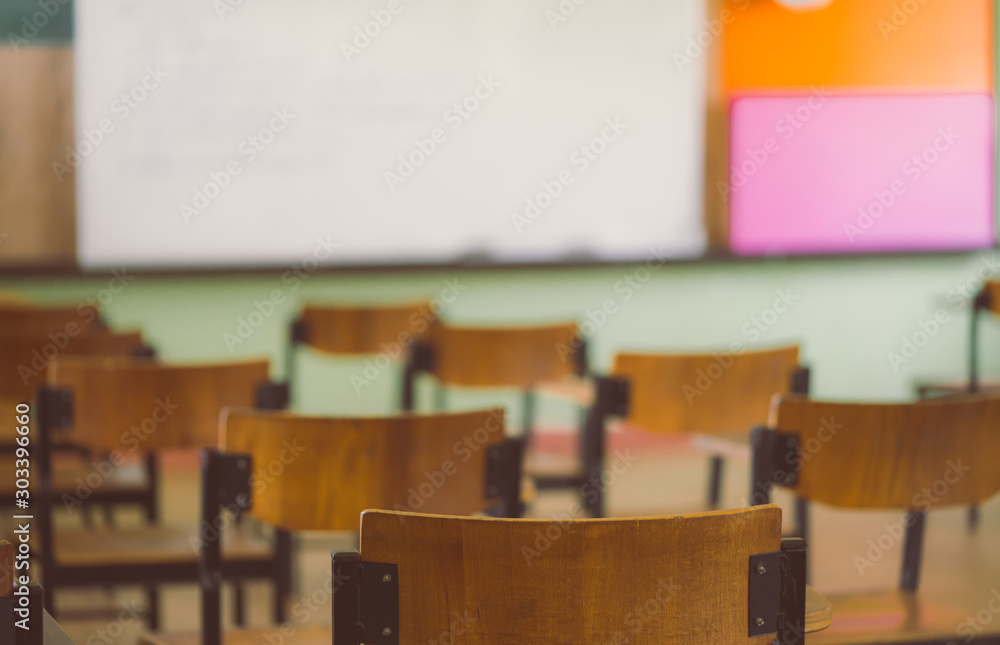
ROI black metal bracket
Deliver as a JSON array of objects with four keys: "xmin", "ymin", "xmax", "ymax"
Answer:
[
  {"xmin": 402, "ymin": 341, "xmax": 437, "ymax": 411},
  {"xmin": 750, "ymin": 426, "xmax": 800, "ymax": 506},
  {"xmin": 777, "ymin": 538, "xmax": 807, "ymax": 645},
  {"xmin": 131, "ymin": 344, "xmax": 158, "ymax": 360},
  {"xmin": 290, "ymin": 317, "xmax": 309, "ymax": 344},
  {"xmin": 594, "ymin": 376, "xmax": 630, "ymax": 418},
  {"xmin": 1, "ymin": 584, "xmax": 44, "ymax": 645},
  {"xmin": 408, "ymin": 340, "xmax": 436, "ymax": 374},
  {"xmin": 332, "ymin": 552, "xmax": 399, "ymax": 645},
  {"xmin": 200, "ymin": 449, "xmax": 253, "ymax": 645},
  {"xmin": 576, "ymin": 375, "xmax": 630, "ymax": 518},
  {"xmin": 255, "ymin": 381, "xmax": 290, "ymax": 411},
  {"xmin": 573, "ymin": 337, "xmax": 589, "ymax": 377},
  {"xmin": 215, "ymin": 452, "xmax": 253, "ymax": 512},
  {"xmin": 748, "ymin": 551, "xmax": 781, "ymax": 637},
  {"xmin": 485, "ymin": 438, "xmax": 525, "ymax": 518},
  {"xmin": 789, "ymin": 365, "xmax": 811, "ymax": 396}
]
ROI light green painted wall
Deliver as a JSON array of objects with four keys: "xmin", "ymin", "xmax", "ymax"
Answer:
[{"xmin": 5, "ymin": 252, "xmax": 1000, "ymax": 426}]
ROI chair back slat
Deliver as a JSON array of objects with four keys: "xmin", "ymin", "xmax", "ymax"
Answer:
[
  {"xmin": 0, "ymin": 330, "xmax": 145, "ymax": 400},
  {"xmin": 47, "ymin": 357, "xmax": 269, "ymax": 453},
  {"xmin": 222, "ymin": 407, "xmax": 506, "ymax": 531},
  {"xmin": 299, "ymin": 302, "xmax": 435, "ymax": 355},
  {"xmin": 771, "ymin": 392, "xmax": 1000, "ymax": 509},
  {"xmin": 428, "ymin": 323, "xmax": 580, "ymax": 387},
  {"xmin": 360, "ymin": 506, "xmax": 782, "ymax": 644},
  {"xmin": 0, "ymin": 303, "xmax": 103, "ymax": 335},
  {"xmin": 612, "ymin": 346, "xmax": 800, "ymax": 433}
]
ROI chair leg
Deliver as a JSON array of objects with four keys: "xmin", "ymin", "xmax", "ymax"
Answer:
[
  {"xmin": 794, "ymin": 497, "xmax": 809, "ymax": 543},
  {"xmin": 968, "ymin": 505, "xmax": 980, "ymax": 530},
  {"xmin": 900, "ymin": 511, "xmax": 927, "ymax": 592},
  {"xmin": 273, "ymin": 529, "xmax": 293, "ymax": 624},
  {"xmin": 146, "ymin": 586, "xmax": 160, "ymax": 631},
  {"xmin": 145, "ymin": 452, "xmax": 160, "ymax": 525},
  {"xmin": 234, "ymin": 582, "xmax": 246, "ymax": 627},
  {"xmin": 707, "ymin": 455, "xmax": 724, "ymax": 510}
]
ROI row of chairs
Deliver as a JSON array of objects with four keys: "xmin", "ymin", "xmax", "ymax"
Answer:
[{"xmin": 3, "ymin": 293, "xmax": 1000, "ymax": 644}]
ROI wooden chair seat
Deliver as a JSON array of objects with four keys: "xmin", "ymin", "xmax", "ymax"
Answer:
[
  {"xmin": 54, "ymin": 522, "xmax": 271, "ymax": 567},
  {"xmin": 139, "ymin": 626, "xmax": 331, "ymax": 645},
  {"xmin": 0, "ymin": 453, "xmax": 146, "ymax": 496},
  {"xmin": 807, "ymin": 590, "xmax": 999, "ymax": 644},
  {"xmin": 806, "ymin": 586, "xmax": 834, "ymax": 634}
]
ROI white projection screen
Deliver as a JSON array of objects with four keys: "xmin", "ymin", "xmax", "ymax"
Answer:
[{"xmin": 75, "ymin": 0, "xmax": 707, "ymax": 269}]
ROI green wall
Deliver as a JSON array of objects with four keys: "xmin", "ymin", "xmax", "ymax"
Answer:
[{"xmin": 5, "ymin": 252, "xmax": 1000, "ymax": 425}]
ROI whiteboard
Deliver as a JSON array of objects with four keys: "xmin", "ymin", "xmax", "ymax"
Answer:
[{"xmin": 75, "ymin": 0, "xmax": 707, "ymax": 268}]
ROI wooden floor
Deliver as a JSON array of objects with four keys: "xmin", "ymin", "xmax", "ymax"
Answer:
[{"xmin": 8, "ymin": 440, "xmax": 1000, "ymax": 645}]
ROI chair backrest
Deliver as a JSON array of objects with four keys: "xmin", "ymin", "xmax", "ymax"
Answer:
[
  {"xmin": 761, "ymin": 392, "xmax": 1000, "ymax": 510},
  {"xmin": 612, "ymin": 345, "xmax": 802, "ymax": 434},
  {"xmin": 419, "ymin": 322, "xmax": 583, "ymax": 387},
  {"xmin": 219, "ymin": 407, "xmax": 513, "ymax": 531},
  {"xmin": 295, "ymin": 302, "xmax": 436, "ymax": 355},
  {"xmin": 0, "ymin": 330, "xmax": 147, "ymax": 400},
  {"xmin": 0, "ymin": 302, "xmax": 104, "ymax": 335},
  {"xmin": 45, "ymin": 357, "xmax": 270, "ymax": 453},
  {"xmin": 342, "ymin": 506, "xmax": 797, "ymax": 645},
  {"xmin": 197, "ymin": 407, "xmax": 522, "ymax": 645}
]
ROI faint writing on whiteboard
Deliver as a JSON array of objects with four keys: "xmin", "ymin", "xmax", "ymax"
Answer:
[
  {"xmin": 510, "ymin": 117, "xmax": 629, "ymax": 234},
  {"xmin": 384, "ymin": 75, "xmax": 502, "ymax": 192},
  {"xmin": 178, "ymin": 107, "xmax": 296, "ymax": 223},
  {"xmin": 51, "ymin": 65, "xmax": 170, "ymax": 182},
  {"xmin": 213, "ymin": 0, "xmax": 244, "ymax": 20},
  {"xmin": 339, "ymin": 0, "xmax": 417, "ymax": 63}
]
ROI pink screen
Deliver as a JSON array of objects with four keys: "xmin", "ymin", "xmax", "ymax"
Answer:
[{"xmin": 728, "ymin": 94, "xmax": 995, "ymax": 256}]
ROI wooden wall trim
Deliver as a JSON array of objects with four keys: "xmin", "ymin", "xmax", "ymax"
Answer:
[{"xmin": 0, "ymin": 45, "xmax": 76, "ymax": 266}]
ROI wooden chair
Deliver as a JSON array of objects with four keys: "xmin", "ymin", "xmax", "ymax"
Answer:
[
  {"xmin": 328, "ymin": 506, "xmax": 811, "ymax": 645},
  {"xmin": 400, "ymin": 321, "xmax": 586, "ymax": 436},
  {"xmin": 0, "ymin": 302, "xmax": 106, "ymax": 336},
  {"xmin": 913, "ymin": 281, "xmax": 1000, "ymax": 528},
  {"xmin": 138, "ymin": 406, "xmax": 524, "ymax": 645},
  {"xmin": 542, "ymin": 345, "xmax": 807, "ymax": 518},
  {"xmin": 752, "ymin": 392, "xmax": 1000, "ymax": 643},
  {"xmin": 36, "ymin": 357, "xmax": 289, "ymax": 630},
  {"xmin": 287, "ymin": 302, "xmax": 436, "ymax": 408},
  {"xmin": 0, "ymin": 329, "xmax": 150, "ymax": 407},
  {"xmin": 914, "ymin": 280, "xmax": 1000, "ymax": 399},
  {"xmin": 0, "ymin": 330, "xmax": 157, "ymax": 525}
]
